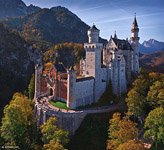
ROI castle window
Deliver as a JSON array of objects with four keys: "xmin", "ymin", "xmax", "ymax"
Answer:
[
  {"xmin": 92, "ymin": 45, "xmax": 94, "ymax": 48},
  {"xmin": 102, "ymin": 79, "xmax": 106, "ymax": 82}
]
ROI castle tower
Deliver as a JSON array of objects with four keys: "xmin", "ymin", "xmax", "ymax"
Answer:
[
  {"xmin": 84, "ymin": 25, "xmax": 103, "ymax": 101},
  {"xmin": 67, "ymin": 69, "xmax": 76, "ymax": 109},
  {"xmin": 84, "ymin": 25, "xmax": 103, "ymax": 77},
  {"xmin": 130, "ymin": 14, "xmax": 140, "ymax": 74},
  {"xmin": 88, "ymin": 24, "xmax": 99, "ymax": 43},
  {"xmin": 34, "ymin": 64, "xmax": 43, "ymax": 100}
]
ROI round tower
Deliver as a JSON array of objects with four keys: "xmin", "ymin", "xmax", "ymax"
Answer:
[
  {"xmin": 34, "ymin": 64, "xmax": 43, "ymax": 100},
  {"xmin": 130, "ymin": 14, "xmax": 140, "ymax": 74},
  {"xmin": 88, "ymin": 24, "xmax": 100, "ymax": 43},
  {"xmin": 67, "ymin": 69, "xmax": 76, "ymax": 109},
  {"xmin": 131, "ymin": 14, "xmax": 140, "ymax": 43}
]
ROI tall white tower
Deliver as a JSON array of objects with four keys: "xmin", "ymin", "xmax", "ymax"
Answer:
[
  {"xmin": 130, "ymin": 14, "xmax": 140, "ymax": 74},
  {"xmin": 84, "ymin": 25, "xmax": 103, "ymax": 101},
  {"xmin": 84, "ymin": 25, "xmax": 102, "ymax": 77}
]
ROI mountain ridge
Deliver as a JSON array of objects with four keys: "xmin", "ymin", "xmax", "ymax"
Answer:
[
  {"xmin": 0, "ymin": 0, "xmax": 41, "ymax": 19},
  {"xmin": 2, "ymin": 6, "xmax": 107, "ymax": 48},
  {"xmin": 139, "ymin": 39, "xmax": 164, "ymax": 54}
]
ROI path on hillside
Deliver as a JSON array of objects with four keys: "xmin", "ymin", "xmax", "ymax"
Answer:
[{"xmin": 36, "ymin": 96, "xmax": 126, "ymax": 115}]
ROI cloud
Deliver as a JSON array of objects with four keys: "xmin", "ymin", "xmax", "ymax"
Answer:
[{"xmin": 74, "ymin": 4, "xmax": 105, "ymax": 13}]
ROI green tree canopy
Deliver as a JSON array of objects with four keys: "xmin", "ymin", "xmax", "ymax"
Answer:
[
  {"xmin": 40, "ymin": 117, "xmax": 69, "ymax": 148},
  {"xmin": 0, "ymin": 93, "xmax": 39, "ymax": 149},
  {"xmin": 126, "ymin": 72, "xmax": 164, "ymax": 118},
  {"xmin": 147, "ymin": 80, "xmax": 164, "ymax": 108},
  {"xmin": 144, "ymin": 107, "xmax": 164, "ymax": 148},
  {"xmin": 126, "ymin": 89, "xmax": 145, "ymax": 117}
]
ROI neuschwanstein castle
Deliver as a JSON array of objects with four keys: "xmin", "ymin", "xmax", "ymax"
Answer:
[{"xmin": 34, "ymin": 16, "xmax": 140, "ymax": 109}]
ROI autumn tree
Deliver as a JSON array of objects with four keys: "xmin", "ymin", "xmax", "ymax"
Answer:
[
  {"xmin": 144, "ymin": 107, "xmax": 164, "ymax": 149},
  {"xmin": 43, "ymin": 42, "xmax": 85, "ymax": 68},
  {"xmin": 40, "ymin": 117, "xmax": 69, "ymax": 149},
  {"xmin": 0, "ymin": 93, "xmax": 40, "ymax": 149},
  {"xmin": 43, "ymin": 140, "xmax": 64, "ymax": 150},
  {"xmin": 107, "ymin": 113, "xmax": 139, "ymax": 150},
  {"xmin": 28, "ymin": 74, "xmax": 35, "ymax": 99},
  {"xmin": 117, "ymin": 140, "xmax": 145, "ymax": 150}
]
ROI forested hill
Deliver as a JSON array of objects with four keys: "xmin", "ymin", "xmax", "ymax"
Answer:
[
  {"xmin": 0, "ymin": 24, "xmax": 33, "ymax": 109},
  {"xmin": 140, "ymin": 50, "xmax": 164, "ymax": 73},
  {"xmin": 3, "ymin": 6, "xmax": 107, "ymax": 47}
]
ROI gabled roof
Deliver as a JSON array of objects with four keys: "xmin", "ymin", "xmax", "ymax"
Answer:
[
  {"xmin": 112, "ymin": 38, "xmax": 133, "ymax": 50},
  {"xmin": 89, "ymin": 25, "xmax": 99, "ymax": 31}
]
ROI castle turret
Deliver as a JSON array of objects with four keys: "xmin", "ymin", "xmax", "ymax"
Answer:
[
  {"xmin": 67, "ymin": 69, "xmax": 76, "ymax": 109},
  {"xmin": 88, "ymin": 25, "xmax": 100, "ymax": 43},
  {"xmin": 114, "ymin": 31, "xmax": 118, "ymax": 39},
  {"xmin": 130, "ymin": 14, "xmax": 140, "ymax": 74}
]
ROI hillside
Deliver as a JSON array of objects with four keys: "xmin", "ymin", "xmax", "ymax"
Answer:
[
  {"xmin": 3, "ymin": 6, "xmax": 107, "ymax": 48},
  {"xmin": 0, "ymin": 0, "xmax": 40, "ymax": 19},
  {"xmin": 140, "ymin": 50, "xmax": 164, "ymax": 73},
  {"xmin": 0, "ymin": 23, "xmax": 34, "ymax": 111}
]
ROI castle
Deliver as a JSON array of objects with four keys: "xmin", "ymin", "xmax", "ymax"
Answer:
[{"xmin": 34, "ymin": 16, "xmax": 140, "ymax": 109}]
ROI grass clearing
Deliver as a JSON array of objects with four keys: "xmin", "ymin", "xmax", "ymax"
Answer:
[{"xmin": 49, "ymin": 100, "xmax": 69, "ymax": 110}]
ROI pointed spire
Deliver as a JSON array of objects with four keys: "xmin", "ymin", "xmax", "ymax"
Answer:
[
  {"xmin": 114, "ymin": 31, "xmax": 117, "ymax": 39},
  {"xmin": 133, "ymin": 13, "xmax": 138, "ymax": 27}
]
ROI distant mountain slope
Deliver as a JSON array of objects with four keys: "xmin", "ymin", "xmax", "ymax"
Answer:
[
  {"xmin": 139, "ymin": 39, "xmax": 164, "ymax": 54},
  {"xmin": 0, "ymin": 0, "xmax": 40, "ymax": 19},
  {"xmin": 140, "ymin": 50, "xmax": 164, "ymax": 73},
  {"xmin": 3, "ymin": 6, "xmax": 107, "ymax": 48},
  {"xmin": 0, "ymin": 23, "xmax": 33, "ymax": 108}
]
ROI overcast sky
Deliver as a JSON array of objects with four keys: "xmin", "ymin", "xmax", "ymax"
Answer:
[{"xmin": 23, "ymin": 0, "xmax": 164, "ymax": 43}]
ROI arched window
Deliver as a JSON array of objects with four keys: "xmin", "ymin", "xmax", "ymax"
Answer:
[{"xmin": 50, "ymin": 88, "xmax": 53, "ymax": 96}]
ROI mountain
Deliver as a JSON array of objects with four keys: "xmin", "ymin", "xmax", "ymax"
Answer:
[
  {"xmin": 140, "ymin": 50, "xmax": 164, "ymax": 73},
  {"xmin": 0, "ymin": 0, "xmax": 41, "ymax": 19},
  {"xmin": 0, "ymin": 23, "xmax": 34, "ymax": 109},
  {"xmin": 139, "ymin": 39, "xmax": 164, "ymax": 54},
  {"xmin": 3, "ymin": 6, "xmax": 107, "ymax": 49}
]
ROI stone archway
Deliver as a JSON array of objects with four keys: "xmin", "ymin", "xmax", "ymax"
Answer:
[{"xmin": 50, "ymin": 88, "xmax": 53, "ymax": 96}]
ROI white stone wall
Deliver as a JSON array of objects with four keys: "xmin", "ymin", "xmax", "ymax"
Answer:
[
  {"xmin": 75, "ymin": 79, "xmax": 94, "ymax": 107},
  {"xmin": 118, "ymin": 57, "xmax": 127, "ymax": 95},
  {"xmin": 94, "ymin": 68, "xmax": 107, "ymax": 102}
]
